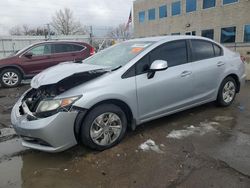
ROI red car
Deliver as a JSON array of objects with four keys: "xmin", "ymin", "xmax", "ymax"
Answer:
[{"xmin": 0, "ymin": 41, "xmax": 95, "ymax": 88}]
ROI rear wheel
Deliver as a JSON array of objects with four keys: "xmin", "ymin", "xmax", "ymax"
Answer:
[
  {"xmin": 0, "ymin": 68, "xmax": 22, "ymax": 88},
  {"xmin": 80, "ymin": 104, "xmax": 127, "ymax": 150},
  {"xmin": 217, "ymin": 77, "xmax": 237, "ymax": 107}
]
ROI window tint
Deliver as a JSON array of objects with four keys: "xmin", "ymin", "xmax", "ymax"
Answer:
[
  {"xmin": 186, "ymin": 0, "xmax": 197, "ymax": 13},
  {"xmin": 203, "ymin": 0, "xmax": 216, "ymax": 9},
  {"xmin": 213, "ymin": 44, "xmax": 223, "ymax": 57},
  {"xmin": 159, "ymin": 5, "xmax": 167, "ymax": 18},
  {"xmin": 136, "ymin": 40, "xmax": 188, "ymax": 75},
  {"xmin": 244, "ymin": 25, "xmax": 250, "ymax": 42},
  {"xmin": 71, "ymin": 44, "xmax": 85, "ymax": 52},
  {"xmin": 201, "ymin": 29, "xmax": 214, "ymax": 39},
  {"xmin": 221, "ymin": 26, "xmax": 236, "ymax": 43},
  {"xmin": 148, "ymin": 8, "xmax": 156, "ymax": 20},
  {"xmin": 191, "ymin": 40, "xmax": 215, "ymax": 61},
  {"xmin": 172, "ymin": 1, "xmax": 181, "ymax": 16},
  {"xmin": 223, "ymin": 0, "xmax": 238, "ymax": 5},
  {"xmin": 29, "ymin": 44, "xmax": 51, "ymax": 56},
  {"xmin": 53, "ymin": 44, "xmax": 73, "ymax": 53},
  {"xmin": 139, "ymin": 11, "xmax": 145, "ymax": 23}
]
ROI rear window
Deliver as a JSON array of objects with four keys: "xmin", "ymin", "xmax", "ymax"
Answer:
[{"xmin": 191, "ymin": 40, "xmax": 215, "ymax": 61}]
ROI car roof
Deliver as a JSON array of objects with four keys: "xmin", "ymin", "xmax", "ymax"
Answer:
[
  {"xmin": 31, "ymin": 40, "xmax": 88, "ymax": 46},
  {"xmin": 128, "ymin": 35, "xmax": 214, "ymax": 43}
]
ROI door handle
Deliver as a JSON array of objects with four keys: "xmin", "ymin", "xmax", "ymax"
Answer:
[
  {"xmin": 181, "ymin": 71, "xmax": 192, "ymax": 77},
  {"xmin": 217, "ymin": 61, "xmax": 225, "ymax": 67}
]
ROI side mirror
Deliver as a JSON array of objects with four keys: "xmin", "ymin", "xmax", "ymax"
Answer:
[
  {"xmin": 24, "ymin": 52, "xmax": 33, "ymax": 58},
  {"xmin": 147, "ymin": 60, "xmax": 168, "ymax": 79}
]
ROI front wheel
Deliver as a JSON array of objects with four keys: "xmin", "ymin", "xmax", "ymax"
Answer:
[
  {"xmin": 217, "ymin": 77, "xmax": 237, "ymax": 107},
  {"xmin": 80, "ymin": 104, "xmax": 127, "ymax": 150},
  {"xmin": 0, "ymin": 68, "xmax": 22, "ymax": 88}
]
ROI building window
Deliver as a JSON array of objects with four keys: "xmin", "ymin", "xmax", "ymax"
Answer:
[
  {"xmin": 139, "ymin": 11, "xmax": 145, "ymax": 23},
  {"xmin": 148, "ymin": 8, "xmax": 156, "ymax": 20},
  {"xmin": 201, "ymin": 29, "xmax": 214, "ymax": 39},
  {"xmin": 186, "ymin": 0, "xmax": 197, "ymax": 13},
  {"xmin": 203, "ymin": 0, "xmax": 216, "ymax": 9},
  {"xmin": 172, "ymin": 33, "xmax": 181, "ymax": 35},
  {"xmin": 185, "ymin": 31, "xmax": 196, "ymax": 35},
  {"xmin": 159, "ymin": 5, "xmax": 167, "ymax": 18},
  {"xmin": 244, "ymin": 25, "xmax": 250, "ymax": 42},
  {"xmin": 223, "ymin": 0, "xmax": 238, "ymax": 5},
  {"xmin": 221, "ymin": 26, "xmax": 236, "ymax": 43},
  {"xmin": 172, "ymin": 1, "xmax": 181, "ymax": 16}
]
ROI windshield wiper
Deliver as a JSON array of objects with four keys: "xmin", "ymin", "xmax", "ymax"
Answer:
[{"xmin": 111, "ymin": 65, "xmax": 122, "ymax": 71}]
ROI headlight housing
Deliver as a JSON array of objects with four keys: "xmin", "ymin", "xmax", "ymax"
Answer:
[{"xmin": 36, "ymin": 96, "xmax": 81, "ymax": 113}]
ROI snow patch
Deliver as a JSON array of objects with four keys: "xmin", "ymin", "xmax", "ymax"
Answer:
[
  {"xmin": 214, "ymin": 116, "xmax": 234, "ymax": 121},
  {"xmin": 139, "ymin": 139, "xmax": 164, "ymax": 153},
  {"xmin": 167, "ymin": 122, "xmax": 217, "ymax": 139}
]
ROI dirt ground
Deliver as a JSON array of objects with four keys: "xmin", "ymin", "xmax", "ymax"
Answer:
[{"xmin": 0, "ymin": 82, "xmax": 250, "ymax": 188}]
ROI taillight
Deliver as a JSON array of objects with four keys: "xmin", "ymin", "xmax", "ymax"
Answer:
[
  {"xmin": 240, "ymin": 55, "xmax": 246, "ymax": 63},
  {"xmin": 90, "ymin": 47, "xmax": 95, "ymax": 56}
]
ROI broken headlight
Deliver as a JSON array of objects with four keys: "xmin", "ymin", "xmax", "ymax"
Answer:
[{"xmin": 36, "ymin": 96, "xmax": 81, "ymax": 113}]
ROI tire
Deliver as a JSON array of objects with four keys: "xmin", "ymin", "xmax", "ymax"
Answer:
[
  {"xmin": 217, "ymin": 77, "xmax": 237, "ymax": 107},
  {"xmin": 80, "ymin": 104, "xmax": 127, "ymax": 150},
  {"xmin": 0, "ymin": 68, "xmax": 22, "ymax": 88}
]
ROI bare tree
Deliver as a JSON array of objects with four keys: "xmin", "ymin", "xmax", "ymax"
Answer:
[
  {"xmin": 51, "ymin": 8, "xmax": 85, "ymax": 35},
  {"xmin": 107, "ymin": 24, "xmax": 131, "ymax": 41},
  {"xmin": 9, "ymin": 25, "xmax": 55, "ymax": 36},
  {"xmin": 9, "ymin": 26, "xmax": 22, "ymax": 35}
]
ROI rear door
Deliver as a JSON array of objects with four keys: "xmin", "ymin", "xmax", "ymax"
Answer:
[
  {"xmin": 135, "ymin": 40, "xmax": 195, "ymax": 121},
  {"xmin": 189, "ymin": 39, "xmax": 225, "ymax": 102},
  {"xmin": 19, "ymin": 44, "xmax": 52, "ymax": 75}
]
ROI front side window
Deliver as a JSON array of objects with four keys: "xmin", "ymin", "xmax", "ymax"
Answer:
[
  {"xmin": 221, "ymin": 26, "xmax": 236, "ymax": 43},
  {"xmin": 244, "ymin": 25, "xmax": 250, "ymax": 42},
  {"xmin": 172, "ymin": 1, "xmax": 181, "ymax": 16},
  {"xmin": 223, "ymin": 0, "xmax": 238, "ymax": 5},
  {"xmin": 148, "ymin": 8, "xmax": 156, "ymax": 20},
  {"xmin": 203, "ymin": 0, "xmax": 216, "ymax": 9},
  {"xmin": 201, "ymin": 29, "xmax": 214, "ymax": 39},
  {"xmin": 191, "ymin": 40, "xmax": 215, "ymax": 61},
  {"xmin": 186, "ymin": 0, "xmax": 197, "ymax": 13},
  {"xmin": 159, "ymin": 5, "xmax": 167, "ymax": 18},
  {"xmin": 139, "ymin": 11, "xmax": 145, "ymax": 23},
  {"xmin": 29, "ymin": 44, "xmax": 51, "ymax": 56},
  {"xmin": 136, "ymin": 40, "xmax": 188, "ymax": 75},
  {"xmin": 84, "ymin": 41, "xmax": 155, "ymax": 69}
]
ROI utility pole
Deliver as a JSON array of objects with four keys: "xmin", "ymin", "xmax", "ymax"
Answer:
[
  {"xmin": 89, "ymin": 26, "xmax": 93, "ymax": 45},
  {"xmin": 47, "ymin": 24, "xmax": 51, "ymax": 40}
]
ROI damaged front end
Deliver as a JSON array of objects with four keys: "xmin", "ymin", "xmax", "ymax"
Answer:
[{"xmin": 20, "ymin": 69, "xmax": 107, "ymax": 120}]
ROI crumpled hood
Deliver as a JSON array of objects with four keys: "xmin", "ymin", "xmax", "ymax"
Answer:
[{"xmin": 31, "ymin": 62, "xmax": 110, "ymax": 88}]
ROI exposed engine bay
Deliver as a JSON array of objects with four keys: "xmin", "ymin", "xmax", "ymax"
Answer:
[{"xmin": 20, "ymin": 70, "xmax": 107, "ymax": 117}]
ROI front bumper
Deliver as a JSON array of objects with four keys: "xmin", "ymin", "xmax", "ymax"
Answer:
[{"xmin": 11, "ymin": 100, "xmax": 78, "ymax": 153}]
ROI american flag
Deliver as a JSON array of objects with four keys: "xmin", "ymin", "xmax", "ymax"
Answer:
[{"xmin": 125, "ymin": 11, "xmax": 132, "ymax": 31}]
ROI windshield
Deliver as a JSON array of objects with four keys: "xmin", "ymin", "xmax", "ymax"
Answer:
[{"xmin": 84, "ymin": 41, "xmax": 154, "ymax": 68}]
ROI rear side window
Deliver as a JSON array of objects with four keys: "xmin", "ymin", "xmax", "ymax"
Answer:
[
  {"xmin": 71, "ymin": 44, "xmax": 85, "ymax": 52},
  {"xmin": 191, "ymin": 40, "xmax": 215, "ymax": 61},
  {"xmin": 213, "ymin": 44, "xmax": 223, "ymax": 57},
  {"xmin": 136, "ymin": 40, "xmax": 188, "ymax": 75}
]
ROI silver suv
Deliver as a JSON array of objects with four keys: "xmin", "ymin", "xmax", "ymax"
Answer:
[{"xmin": 11, "ymin": 36, "xmax": 246, "ymax": 152}]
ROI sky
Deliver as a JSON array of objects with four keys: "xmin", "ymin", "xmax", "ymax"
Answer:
[{"xmin": 0, "ymin": 0, "xmax": 134, "ymax": 36}]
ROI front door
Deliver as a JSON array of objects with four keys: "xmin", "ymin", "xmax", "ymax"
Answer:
[{"xmin": 135, "ymin": 40, "xmax": 194, "ymax": 122}]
